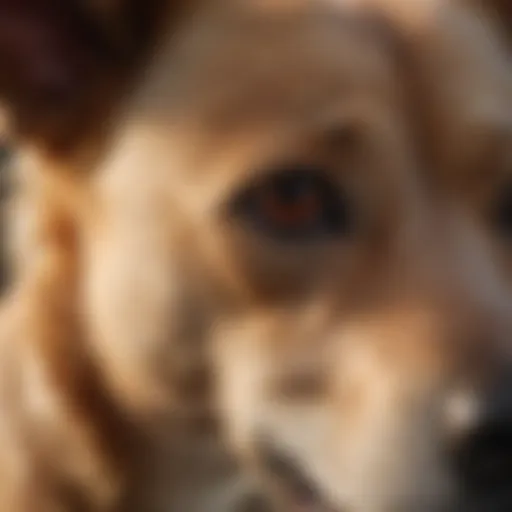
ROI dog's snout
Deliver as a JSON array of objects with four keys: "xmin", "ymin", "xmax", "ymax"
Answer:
[{"xmin": 454, "ymin": 374, "xmax": 512, "ymax": 496}]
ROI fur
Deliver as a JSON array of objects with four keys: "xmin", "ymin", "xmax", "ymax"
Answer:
[{"xmin": 0, "ymin": 0, "xmax": 511, "ymax": 511}]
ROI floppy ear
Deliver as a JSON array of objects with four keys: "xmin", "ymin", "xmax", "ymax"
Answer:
[
  {"xmin": 483, "ymin": 0, "xmax": 512, "ymax": 44},
  {"xmin": 0, "ymin": 0, "xmax": 170, "ymax": 152}
]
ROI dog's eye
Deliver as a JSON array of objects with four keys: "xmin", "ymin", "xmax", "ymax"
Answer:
[
  {"xmin": 493, "ymin": 184, "xmax": 512, "ymax": 238},
  {"xmin": 231, "ymin": 166, "xmax": 351, "ymax": 242}
]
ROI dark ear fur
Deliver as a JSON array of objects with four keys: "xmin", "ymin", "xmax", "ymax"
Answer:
[
  {"xmin": 0, "ymin": 0, "xmax": 169, "ymax": 152},
  {"xmin": 483, "ymin": 0, "xmax": 512, "ymax": 45}
]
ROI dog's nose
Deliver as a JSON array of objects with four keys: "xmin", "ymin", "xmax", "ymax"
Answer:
[{"xmin": 454, "ymin": 374, "xmax": 512, "ymax": 496}]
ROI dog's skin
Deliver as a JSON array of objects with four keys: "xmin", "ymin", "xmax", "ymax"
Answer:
[{"xmin": 0, "ymin": 0, "xmax": 512, "ymax": 511}]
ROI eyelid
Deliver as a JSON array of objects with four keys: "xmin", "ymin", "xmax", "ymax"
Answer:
[{"xmin": 237, "ymin": 161, "xmax": 339, "ymax": 193}]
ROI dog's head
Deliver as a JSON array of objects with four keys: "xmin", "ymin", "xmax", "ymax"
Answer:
[{"xmin": 2, "ymin": 1, "xmax": 512, "ymax": 511}]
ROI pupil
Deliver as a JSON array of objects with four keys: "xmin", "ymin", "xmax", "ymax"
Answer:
[{"xmin": 272, "ymin": 173, "xmax": 313, "ymax": 203}]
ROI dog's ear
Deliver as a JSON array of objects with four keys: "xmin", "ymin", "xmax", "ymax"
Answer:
[
  {"xmin": 481, "ymin": 0, "xmax": 512, "ymax": 44},
  {"xmin": 496, "ymin": 1, "xmax": 512, "ymax": 40},
  {"xmin": 0, "ymin": 0, "xmax": 173, "ymax": 152}
]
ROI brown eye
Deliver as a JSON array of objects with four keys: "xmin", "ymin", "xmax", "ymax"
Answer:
[{"xmin": 231, "ymin": 166, "xmax": 352, "ymax": 242}]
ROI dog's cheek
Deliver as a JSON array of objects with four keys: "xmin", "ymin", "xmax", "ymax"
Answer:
[{"xmin": 82, "ymin": 225, "xmax": 211, "ymax": 413}]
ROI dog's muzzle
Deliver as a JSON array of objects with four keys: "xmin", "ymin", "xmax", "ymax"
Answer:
[{"xmin": 257, "ymin": 371, "xmax": 512, "ymax": 512}]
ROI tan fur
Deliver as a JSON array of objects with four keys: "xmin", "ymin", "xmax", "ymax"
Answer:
[{"xmin": 1, "ymin": 0, "xmax": 512, "ymax": 511}]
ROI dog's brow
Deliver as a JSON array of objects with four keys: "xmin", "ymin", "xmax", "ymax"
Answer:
[
  {"xmin": 306, "ymin": 113, "xmax": 362, "ymax": 155},
  {"xmin": 320, "ymin": 119, "xmax": 360, "ymax": 152}
]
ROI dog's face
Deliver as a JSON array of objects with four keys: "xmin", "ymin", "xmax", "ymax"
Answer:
[
  {"xmin": 2, "ymin": 1, "xmax": 512, "ymax": 511},
  {"xmin": 80, "ymin": 2, "xmax": 512, "ymax": 510}
]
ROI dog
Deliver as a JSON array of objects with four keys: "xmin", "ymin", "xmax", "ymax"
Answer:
[{"xmin": 0, "ymin": 0, "xmax": 511, "ymax": 511}]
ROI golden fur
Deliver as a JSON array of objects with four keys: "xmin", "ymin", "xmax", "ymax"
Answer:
[{"xmin": 0, "ymin": 0, "xmax": 511, "ymax": 511}]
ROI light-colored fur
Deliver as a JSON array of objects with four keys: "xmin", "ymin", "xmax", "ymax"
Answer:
[{"xmin": 1, "ymin": 0, "xmax": 512, "ymax": 511}]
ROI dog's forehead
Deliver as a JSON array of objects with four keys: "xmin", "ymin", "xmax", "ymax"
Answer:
[{"xmin": 133, "ymin": 2, "xmax": 403, "ymax": 130}]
